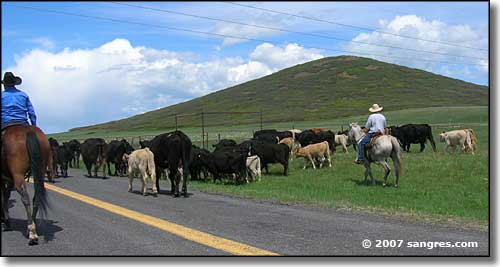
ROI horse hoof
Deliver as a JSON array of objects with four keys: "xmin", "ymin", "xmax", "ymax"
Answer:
[
  {"xmin": 383, "ymin": 183, "xmax": 386, "ymax": 187},
  {"xmin": 28, "ymin": 238, "xmax": 38, "ymax": 246},
  {"xmin": 173, "ymin": 193, "xmax": 180, "ymax": 198},
  {"xmin": 3, "ymin": 225, "xmax": 12, "ymax": 232},
  {"xmin": 152, "ymin": 193, "xmax": 158, "ymax": 197}
]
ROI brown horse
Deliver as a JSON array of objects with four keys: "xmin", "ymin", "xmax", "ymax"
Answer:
[{"xmin": 1, "ymin": 125, "xmax": 51, "ymax": 245}]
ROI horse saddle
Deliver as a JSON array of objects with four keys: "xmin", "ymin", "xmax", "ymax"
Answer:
[{"xmin": 364, "ymin": 132, "xmax": 383, "ymax": 149}]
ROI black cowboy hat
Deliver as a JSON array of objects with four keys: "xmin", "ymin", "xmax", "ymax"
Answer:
[{"xmin": 1, "ymin": 72, "xmax": 22, "ymax": 86}]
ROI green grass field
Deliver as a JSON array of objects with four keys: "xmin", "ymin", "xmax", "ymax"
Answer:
[{"xmin": 51, "ymin": 106, "xmax": 489, "ymax": 228}]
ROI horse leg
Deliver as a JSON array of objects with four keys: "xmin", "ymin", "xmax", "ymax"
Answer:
[
  {"xmin": 15, "ymin": 180, "xmax": 38, "ymax": 245},
  {"xmin": 364, "ymin": 161, "xmax": 375, "ymax": 186},
  {"xmin": 1, "ymin": 180, "xmax": 13, "ymax": 231},
  {"xmin": 381, "ymin": 161, "xmax": 391, "ymax": 187}
]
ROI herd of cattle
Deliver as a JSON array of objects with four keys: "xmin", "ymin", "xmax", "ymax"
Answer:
[{"xmin": 46, "ymin": 123, "xmax": 478, "ymax": 196}]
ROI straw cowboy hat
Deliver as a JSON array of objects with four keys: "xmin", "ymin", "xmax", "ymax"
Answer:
[
  {"xmin": 1, "ymin": 72, "xmax": 22, "ymax": 86},
  {"xmin": 369, "ymin": 104, "xmax": 383, "ymax": 113}
]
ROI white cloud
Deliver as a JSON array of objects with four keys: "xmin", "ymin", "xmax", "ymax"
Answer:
[
  {"xmin": 212, "ymin": 11, "xmax": 295, "ymax": 46},
  {"xmin": 344, "ymin": 15, "xmax": 488, "ymax": 77},
  {"xmin": 250, "ymin": 43, "xmax": 324, "ymax": 70},
  {"xmin": 4, "ymin": 39, "xmax": 324, "ymax": 133},
  {"xmin": 31, "ymin": 37, "xmax": 55, "ymax": 50}
]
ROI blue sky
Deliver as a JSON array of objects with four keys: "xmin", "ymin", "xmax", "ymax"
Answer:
[{"xmin": 1, "ymin": 1, "xmax": 489, "ymax": 133}]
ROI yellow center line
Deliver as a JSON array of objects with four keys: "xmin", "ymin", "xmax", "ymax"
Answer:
[{"xmin": 41, "ymin": 182, "xmax": 280, "ymax": 256}]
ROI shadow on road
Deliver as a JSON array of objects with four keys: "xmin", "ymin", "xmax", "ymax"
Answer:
[
  {"xmin": 83, "ymin": 175, "xmax": 110, "ymax": 180},
  {"xmin": 3, "ymin": 218, "xmax": 63, "ymax": 243}
]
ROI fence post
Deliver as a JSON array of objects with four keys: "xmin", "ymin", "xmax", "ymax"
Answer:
[
  {"xmin": 218, "ymin": 133, "xmax": 221, "ymax": 142},
  {"xmin": 205, "ymin": 132, "xmax": 209, "ymax": 149},
  {"xmin": 259, "ymin": 110, "xmax": 263, "ymax": 130},
  {"xmin": 201, "ymin": 111, "xmax": 205, "ymax": 149}
]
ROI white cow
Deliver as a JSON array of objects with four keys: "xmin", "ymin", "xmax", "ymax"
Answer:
[
  {"xmin": 123, "ymin": 148, "xmax": 158, "ymax": 196},
  {"xmin": 439, "ymin": 129, "xmax": 475, "ymax": 155},
  {"xmin": 246, "ymin": 155, "xmax": 261, "ymax": 183},
  {"xmin": 334, "ymin": 134, "xmax": 349, "ymax": 153}
]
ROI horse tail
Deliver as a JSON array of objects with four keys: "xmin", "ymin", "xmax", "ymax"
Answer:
[
  {"xmin": 26, "ymin": 131, "xmax": 48, "ymax": 217},
  {"xmin": 427, "ymin": 126, "xmax": 437, "ymax": 152},
  {"xmin": 390, "ymin": 136, "xmax": 403, "ymax": 178}
]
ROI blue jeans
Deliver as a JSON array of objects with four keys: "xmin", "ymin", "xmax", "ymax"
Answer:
[{"xmin": 357, "ymin": 132, "xmax": 374, "ymax": 161}]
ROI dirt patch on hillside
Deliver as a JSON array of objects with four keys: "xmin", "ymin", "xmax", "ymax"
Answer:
[
  {"xmin": 294, "ymin": 72, "xmax": 315, "ymax": 79},
  {"xmin": 365, "ymin": 65, "xmax": 380, "ymax": 70},
  {"xmin": 337, "ymin": 71, "xmax": 358, "ymax": 79}
]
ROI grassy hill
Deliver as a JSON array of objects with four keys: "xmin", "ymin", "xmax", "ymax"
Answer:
[{"xmin": 71, "ymin": 56, "xmax": 488, "ymax": 132}]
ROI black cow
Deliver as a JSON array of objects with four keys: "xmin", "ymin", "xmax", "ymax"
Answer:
[
  {"xmin": 66, "ymin": 139, "xmax": 81, "ymax": 168},
  {"xmin": 149, "ymin": 131, "xmax": 192, "ymax": 197},
  {"xmin": 389, "ymin": 124, "xmax": 436, "ymax": 152},
  {"xmin": 48, "ymin": 138, "xmax": 60, "ymax": 177},
  {"xmin": 80, "ymin": 138, "xmax": 107, "ymax": 178},
  {"xmin": 139, "ymin": 140, "xmax": 151, "ymax": 149},
  {"xmin": 254, "ymin": 129, "xmax": 292, "ymax": 143},
  {"xmin": 190, "ymin": 145, "xmax": 211, "ymax": 181},
  {"xmin": 106, "ymin": 139, "xmax": 134, "ymax": 176},
  {"xmin": 239, "ymin": 140, "xmax": 289, "ymax": 175},
  {"xmin": 212, "ymin": 139, "xmax": 237, "ymax": 152},
  {"xmin": 56, "ymin": 143, "xmax": 73, "ymax": 177},
  {"xmin": 199, "ymin": 149, "xmax": 247, "ymax": 184},
  {"xmin": 297, "ymin": 129, "xmax": 336, "ymax": 151}
]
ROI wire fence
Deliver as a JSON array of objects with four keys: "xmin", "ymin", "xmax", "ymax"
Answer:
[{"xmin": 56, "ymin": 109, "xmax": 487, "ymax": 150}]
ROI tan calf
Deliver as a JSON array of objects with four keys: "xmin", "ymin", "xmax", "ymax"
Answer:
[
  {"xmin": 294, "ymin": 141, "xmax": 332, "ymax": 169},
  {"xmin": 439, "ymin": 129, "xmax": 475, "ymax": 155},
  {"xmin": 123, "ymin": 148, "xmax": 158, "ymax": 196},
  {"xmin": 279, "ymin": 137, "xmax": 299, "ymax": 160}
]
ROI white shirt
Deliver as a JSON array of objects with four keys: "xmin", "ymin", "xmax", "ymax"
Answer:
[{"xmin": 365, "ymin": 113, "xmax": 386, "ymax": 134}]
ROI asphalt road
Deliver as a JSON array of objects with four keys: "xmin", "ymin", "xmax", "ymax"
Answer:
[{"xmin": 1, "ymin": 169, "xmax": 489, "ymax": 256}]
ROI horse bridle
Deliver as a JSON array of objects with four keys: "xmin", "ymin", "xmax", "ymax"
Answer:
[{"xmin": 350, "ymin": 126, "xmax": 366, "ymax": 144}]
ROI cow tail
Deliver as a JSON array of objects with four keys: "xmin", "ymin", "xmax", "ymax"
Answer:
[
  {"xmin": 428, "ymin": 127, "xmax": 437, "ymax": 152},
  {"xmin": 147, "ymin": 149, "xmax": 157, "ymax": 184},
  {"xmin": 390, "ymin": 137, "xmax": 403, "ymax": 178},
  {"xmin": 26, "ymin": 131, "xmax": 49, "ymax": 218},
  {"xmin": 182, "ymin": 141, "xmax": 191, "ymax": 182}
]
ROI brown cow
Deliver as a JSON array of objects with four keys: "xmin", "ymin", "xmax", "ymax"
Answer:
[{"xmin": 294, "ymin": 141, "xmax": 332, "ymax": 169}]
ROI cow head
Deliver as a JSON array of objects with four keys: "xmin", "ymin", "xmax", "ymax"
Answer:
[{"xmin": 439, "ymin": 132, "xmax": 448, "ymax": 142}]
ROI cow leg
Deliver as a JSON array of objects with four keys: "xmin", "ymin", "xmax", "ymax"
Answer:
[
  {"xmin": 308, "ymin": 155, "xmax": 316, "ymax": 169},
  {"xmin": 140, "ymin": 170, "xmax": 147, "ymax": 196},
  {"xmin": 128, "ymin": 170, "xmax": 134, "ymax": 193},
  {"xmin": 93, "ymin": 163, "xmax": 99, "ymax": 177},
  {"xmin": 327, "ymin": 153, "xmax": 332, "ymax": 168},
  {"xmin": 155, "ymin": 168, "xmax": 161, "ymax": 193},
  {"xmin": 182, "ymin": 163, "xmax": 189, "ymax": 197},
  {"xmin": 107, "ymin": 162, "xmax": 112, "ymax": 176},
  {"xmin": 419, "ymin": 142, "xmax": 425, "ymax": 152},
  {"xmin": 283, "ymin": 161, "xmax": 289, "ymax": 176},
  {"xmin": 85, "ymin": 162, "xmax": 92, "ymax": 177}
]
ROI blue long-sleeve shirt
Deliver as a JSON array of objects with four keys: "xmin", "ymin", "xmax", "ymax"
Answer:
[
  {"xmin": 365, "ymin": 113, "xmax": 386, "ymax": 134},
  {"xmin": 2, "ymin": 86, "xmax": 37, "ymax": 128}
]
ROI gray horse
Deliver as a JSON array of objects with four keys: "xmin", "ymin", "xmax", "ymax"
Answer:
[{"xmin": 348, "ymin": 123, "xmax": 403, "ymax": 187}]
